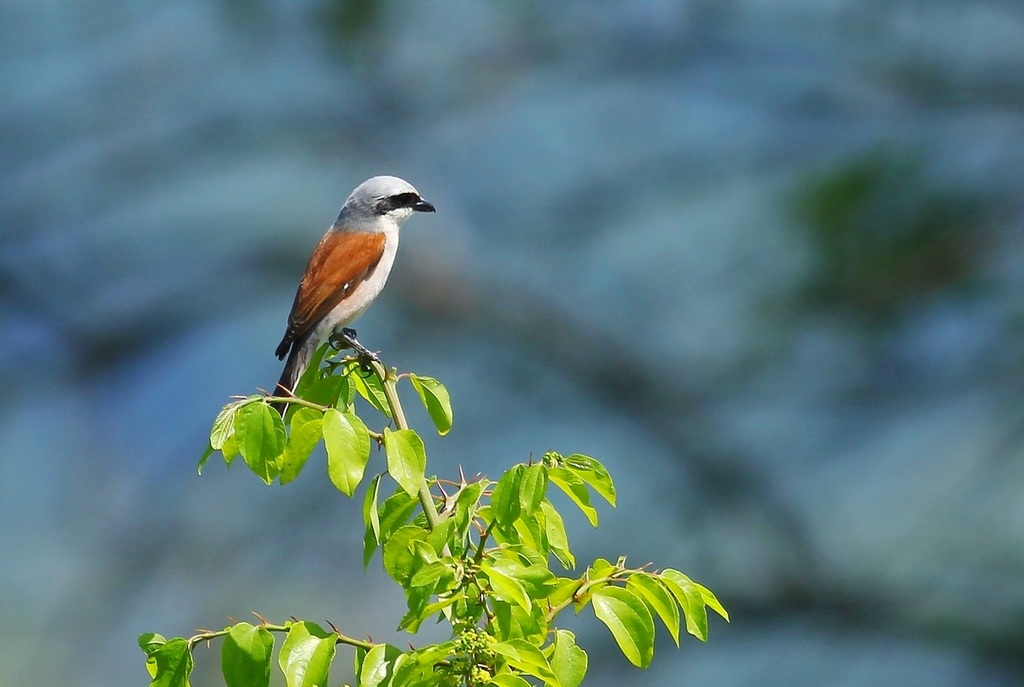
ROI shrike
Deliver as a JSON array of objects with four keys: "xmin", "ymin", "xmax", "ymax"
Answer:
[{"xmin": 274, "ymin": 175, "xmax": 434, "ymax": 401}]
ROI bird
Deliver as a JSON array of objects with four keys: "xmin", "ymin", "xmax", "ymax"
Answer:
[{"xmin": 273, "ymin": 175, "xmax": 434, "ymax": 405}]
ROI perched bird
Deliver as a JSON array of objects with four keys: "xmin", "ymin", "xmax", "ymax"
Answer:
[{"xmin": 274, "ymin": 175, "xmax": 434, "ymax": 403}]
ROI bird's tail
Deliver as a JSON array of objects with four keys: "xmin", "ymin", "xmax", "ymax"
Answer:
[{"xmin": 273, "ymin": 339, "xmax": 313, "ymax": 416}]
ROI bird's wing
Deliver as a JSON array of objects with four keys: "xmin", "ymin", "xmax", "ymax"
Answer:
[{"xmin": 275, "ymin": 230, "xmax": 387, "ymax": 359}]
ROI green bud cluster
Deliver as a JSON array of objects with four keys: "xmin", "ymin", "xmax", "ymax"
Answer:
[
  {"xmin": 541, "ymin": 450, "xmax": 564, "ymax": 466},
  {"xmin": 446, "ymin": 627, "xmax": 497, "ymax": 685}
]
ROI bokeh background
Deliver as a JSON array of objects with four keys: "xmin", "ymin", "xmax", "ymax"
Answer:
[{"xmin": 4, "ymin": 1, "xmax": 1024, "ymax": 685}]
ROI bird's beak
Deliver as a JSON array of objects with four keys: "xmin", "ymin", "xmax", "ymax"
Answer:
[{"xmin": 413, "ymin": 198, "xmax": 435, "ymax": 213}]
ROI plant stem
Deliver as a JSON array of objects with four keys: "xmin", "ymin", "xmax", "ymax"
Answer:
[
  {"xmin": 264, "ymin": 396, "xmax": 330, "ymax": 412},
  {"xmin": 189, "ymin": 624, "xmax": 375, "ymax": 651},
  {"xmin": 545, "ymin": 573, "xmax": 618, "ymax": 624},
  {"xmin": 372, "ymin": 360, "xmax": 443, "ymax": 532}
]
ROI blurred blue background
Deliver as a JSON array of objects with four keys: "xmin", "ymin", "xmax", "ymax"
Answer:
[{"xmin": 3, "ymin": 1, "xmax": 1024, "ymax": 685}]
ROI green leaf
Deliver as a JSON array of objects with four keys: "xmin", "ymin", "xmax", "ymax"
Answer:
[
  {"xmin": 510, "ymin": 508, "xmax": 548, "ymax": 557},
  {"xmin": 220, "ymin": 433, "xmax": 239, "ymax": 466},
  {"xmin": 332, "ymin": 373, "xmax": 357, "ymax": 409},
  {"xmin": 209, "ymin": 401, "xmax": 242, "ymax": 450},
  {"xmin": 139, "ymin": 633, "xmax": 166, "ymax": 679},
  {"xmin": 293, "ymin": 341, "xmax": 330, "ymax": 391},
  {"xmin": 323, "ymin": 408, "xmax": 371, "ymax": 496},
  {"xmin": 364, "ymin": 473, "xmax": 383, "ymax": 539},
  {"xmin": 234, "ymin": 401, "xmax": 285, "ymax": 484},
  {"xmin": 659, "ymin": 569, "xmax": 710, "ymax": 641},
  {"xmin": 397, "ymin": 584, "xmax": 433, "ymax": 633},
  {"xmin": 545, "ymin": 577, "xmax": 579, "ymax": 610},
  {"xmin": 550, "ymin": 630, "xmax": 588, "ymax": 687},
  {"xmin": 139, "ymin": 632, "xmax": 167, "ymax": 652},
  {"xmin": 481, "ymin": 559, "xmax": 531, "ymax": 612},
  {"xmin": 353, "ymin": 647, "xmax": 367, "ymax": 686},
  {"xmin": 518, "ymin": 464, "xmax": 548, "ymax": 516},
  {"xmin": 399, "ymin": 563, "xmax": 462, "ymax": 631},
  {"xmin": 291, "ymin": 343, "xmax": 339, "ymax": 406},
  {"xmin": 279, "ymin": 407, "xmax": 323, "ymax": 485},
  {"xmin": 359, "ymin": 643, "xmax": 399, "ymax": 687},
  {"xmin": 487, "ymin": 508, "xmax": 520, "ymax": 548},
  {"xmin": 517, "ymin": 563, "xmax": 559, "ymax": 598},
  {"xmin": 406, "ymin": 595, "xmax": 463, "ymax": 634},
  {"xmin": 221, "ymin": 622, "xmax": 274, "ymax": 687},
  {"xmin": 143, "ymin": 637, "xmax": 193, "ymax": 687},
  {"xmin": 197, "ymin": 444, "xmax": 214, "ymax": 475},
  {"xmin": 383, "ymin": 428, "xmax": 426, "ymax": 498},
  {"xmin": 540, "ymin": 500, "xmax": 574, "ymax": 569},
  {"xmin": 381, "ymin": 490, "xmax": 419, "ymax": 532},
  {"xmin": 491, "ymin": 465, "xmax": 523, "ymax": 527},
  {"xmin": 591, "ymin": 586, "xmax": 655, "ymax": 668},
  {"xmin": 487, "ymin": 557, "xmax": 558, "ymax": 601},
  {"xmin": 408, "ymin": 374, "xmax": 454, "ymax": 436},
  {"xmin": 382, "ymin": 525, "xmax": 430, "ymax": 586},
  {"xmin": 562, "ymin": 454, "xmax": 616, "ymax": 506},
  {"xmin": 627, "ymin": 574, "xmax": 681, "ymax": 646},
  {"xmin": 362, "ymin": 474, "xmax": 383, "ymax": 567},
  {"xmin": 504, "ymin": 542, "xmax": 548, "ymax": 568},
  {"xmin": 492, "ymin": 600, "xmax": 547, "ymax": 645},
  {"xmin": 426, "ymin": 517, "xmax": 456, "ymax": 557},
  {"xmin": 391, "ymin": 645, "xmax": 444, "ymax": 687},
  {"xmin": 278, "ymin": 621, "xmax": 338, "ymax": 687},
  {"xmin": 409, "ymin": 559, "xmax": 448, "ymax": 589},
  {"xmin": 547, "ymin": 468, "xmax": 598, "ymax": 527},
  {"xmin": 348, "ymin": 362, "xmax": 392, "ymax": 418},
  {"xmin": 377, "ymin": 488, "xmax": 420, "ymax": 543},
  {"xmin": 489, "ymin": 674, "xmax": 533, "ymax": 687},
  {"xmin": 452, "ymin": 480, "xmax": 487, "ymax": 542},
  {"xmin": 588, "ymin": 557, "xmax": 616, "ymax": 579},
  {"xmin": 695, "ymin": 581, "xmax": 730, "ymax": 622},
  {"xmin": 490, "ymin": 639, "xmax": 558, "ymax": 684}
]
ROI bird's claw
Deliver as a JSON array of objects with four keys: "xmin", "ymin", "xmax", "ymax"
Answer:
[{"xmin": 329, "ymin": 327, "xmax": 381, "ymax": 369}]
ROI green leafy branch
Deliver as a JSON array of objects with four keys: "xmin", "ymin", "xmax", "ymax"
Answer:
[{"xmin": 152, "ymin": 344, "xmax": 727, "ymax": 686}]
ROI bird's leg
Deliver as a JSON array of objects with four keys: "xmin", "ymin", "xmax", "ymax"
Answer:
[{"xmin": 328, "ymin": 327, "xmax": 381, "ymax": 367}]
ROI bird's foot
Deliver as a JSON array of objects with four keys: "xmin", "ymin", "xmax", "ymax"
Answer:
[{"xmin": 329, "ymin": 327, "xmax": 381, "ymax": 368}]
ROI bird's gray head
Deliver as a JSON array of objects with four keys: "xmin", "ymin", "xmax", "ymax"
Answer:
[{"xmin": 336, "ymin": 175, "xmax": 435, "ymax": 228}]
